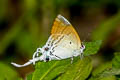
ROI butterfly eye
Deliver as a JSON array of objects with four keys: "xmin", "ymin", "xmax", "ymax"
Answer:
[
  {"xmin": 81, "ymin": 44, "xmax": 85, "ymax": 49},
  {"xmin": 70, "ymin": 42, "xmax": 72, "ymax": 44},
  {"xmin": 82, "ymin": 45, "xmax": 84, "ymax": 47},
  {"xmin": 44, "ymin": 47, "xmax": 49, "ymax": 51}
]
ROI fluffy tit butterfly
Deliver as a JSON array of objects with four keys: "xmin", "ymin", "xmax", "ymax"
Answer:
[{"xmin": 11, "ymin": 15, "xmax": 85, "ymax": 67}]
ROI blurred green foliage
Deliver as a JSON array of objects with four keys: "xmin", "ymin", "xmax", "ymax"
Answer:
[
  {"xmin": 92, "ymin": 12, "xmax": 120, "ymax": 41},
  {"xmin": 0, "ymin": 62, "xmax": 20, "ymax": 80},
  {"xmin": 112, "ymin": 52, "xmax": 120, "ymax": 69},
  {"xmin": 84, "ymin": 40, "xmax": 102, "ymax": 56},
  {"xmin": 89, "ymin": 52, "xmax": 120, "ymax": 80}
]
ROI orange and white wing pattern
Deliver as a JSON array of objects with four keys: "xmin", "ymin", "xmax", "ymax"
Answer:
[
  {"xmin": 51, "ymin": 15, "xmax": 82, "ymax": 49},
  {"xmin": 11, "ymin": 15, "xmax": 85, "ymax": 68},
  {"xmin": 42, "ymin": 15, "xmax": 83, "ymax": 59}
]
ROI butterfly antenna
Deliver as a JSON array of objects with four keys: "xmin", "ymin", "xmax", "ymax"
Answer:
[
  {"xmin": 11, "ymin": 61, "xmax": 33, "ymax": 67},
  {"xmin": 11, "ymin": 57, "xmax": 40, "ymax": 67}
]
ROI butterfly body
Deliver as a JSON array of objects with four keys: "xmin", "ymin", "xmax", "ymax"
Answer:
[{"xmin": 11, "ymin": 15, "xmax": 85, "ymax": 67}]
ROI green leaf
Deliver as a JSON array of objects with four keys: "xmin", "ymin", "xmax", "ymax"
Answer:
[
  {"xmin": 84, "ymin": 40, "xmax": 102, "ymax": 56},
  {"xmin": 30, "ymin": 41, "xmax": 101, "ymax": 80},
  {"xmin": 57, "ymin": 57, "xmax": 92, "ymax": 80},
  {"xmin": 32, "ymin": 58, "xmax": 71, "ymax": 80},
  {"xmin": 32, "ymin": 57, "xmax": 92, "ymax": 80},
  {"xmin": 94, "ymin": 76, "xmax": 116, "ymax": 80},
  {"xmin": 0, "ymin": 62, "xmax": 20, "ymax": 80},
  {"xmin": 90, "ymin": 52, "xmax": 120, "ymax": 80},
  {"xmin": 89, "ymin": 62, "xmax": 113, "ymax": 80},
  {"xmin": 112, "ymin": 52, "xmax": 120, "ymax": 68},
  {"xmin": 89, "ymin": 62, "xmax": 119, "ymax": 80},
  {"xmin": 26, "ymin": 73, "xmax": 33, "ymax": 80}
]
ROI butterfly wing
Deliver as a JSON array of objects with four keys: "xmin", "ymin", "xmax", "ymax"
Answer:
[
  {"xmin": 49, "ymin": 15, "xmax": 82, "ymax": 59},
  {"xmin": 50, "ymin": 34, "xmax": 78, "ymax": 59},
  {"xmin": 51, "ymin": 15, "xmax": 81, "ymax": 48}
]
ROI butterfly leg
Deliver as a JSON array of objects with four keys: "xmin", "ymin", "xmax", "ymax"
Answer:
[
  {"xmin": 80, "ymin": 44, "xmax": 85, "ymax": 59},
  {"xmin": 43, "ymin": 55, "xmax": 46, "ymax": 62},
  {"xmin": 80, "ymin": 52, "xmax": 84, "ymax": 60},
  {"xmin": 32, "ymin": 48, "xmax": 42, "ymax": 64},
  {"xmin": 71, "ymin": 57, "xmax": 74, "ymax": 64}
]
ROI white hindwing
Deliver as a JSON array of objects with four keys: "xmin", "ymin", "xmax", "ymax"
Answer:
[{"xmin": 48, "ymin": 34, "xmax": 81, "ymax": 60}]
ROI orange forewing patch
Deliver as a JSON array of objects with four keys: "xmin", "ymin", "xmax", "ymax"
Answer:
[{"xmin": 51, "ymin": 15, "xmax": 81, "ymax": 47}]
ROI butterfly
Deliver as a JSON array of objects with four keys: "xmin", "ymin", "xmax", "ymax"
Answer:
[{"xmin": 11, "ymin": 15, "xmax": 85, "ymax": 67}]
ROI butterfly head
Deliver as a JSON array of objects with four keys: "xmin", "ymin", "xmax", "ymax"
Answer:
[
  {"xmin": 38, "ymin": 50, "xmax": 51, "ymax": 62},
  {"xmin": 80, "ymin": 43, "xmax": 85, "ymax": 53},
  {"xmin": 40, "ymin": 46, "xmax": 51, "ymax": 62}
]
